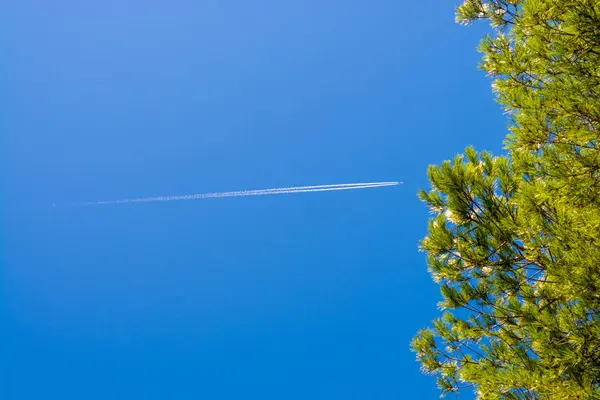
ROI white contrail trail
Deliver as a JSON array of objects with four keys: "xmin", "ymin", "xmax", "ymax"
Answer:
[{"xmin": 80, "ymin": 181, "xmax": 401, "ymax": 206}]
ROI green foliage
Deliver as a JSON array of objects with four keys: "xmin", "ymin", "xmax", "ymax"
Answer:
[{"xmin": 413, "ymin": 0, "xmax": 600, "ymax": 398}]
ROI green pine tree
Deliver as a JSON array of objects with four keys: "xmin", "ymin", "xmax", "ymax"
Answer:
[{"xmin": 412, "ymin": 1, "xmax": 600, "ymax": 398}]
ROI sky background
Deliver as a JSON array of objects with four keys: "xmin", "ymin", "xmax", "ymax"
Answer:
[{"xmin": 3, "ymin": 1, "xmax": 507, "ymax": 399}]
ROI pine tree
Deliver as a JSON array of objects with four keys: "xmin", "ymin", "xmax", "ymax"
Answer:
[{"xmin": 412, "ymin": 1, "xmax": 600, "ymax": 398}]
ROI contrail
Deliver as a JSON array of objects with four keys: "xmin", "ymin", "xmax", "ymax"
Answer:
[{"xmin": 80, "ymin": 181, "xmax": 401, "ymax": 206}]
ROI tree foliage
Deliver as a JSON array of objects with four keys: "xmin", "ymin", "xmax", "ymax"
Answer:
[{"xmin": 412, "ymin": 1, "xmax": 600, "ymax": 398}]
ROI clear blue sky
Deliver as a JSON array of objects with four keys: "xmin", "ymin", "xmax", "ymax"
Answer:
[{"xmin": 3, "ymin": 1, "xmax": 506, "ymax": 399}]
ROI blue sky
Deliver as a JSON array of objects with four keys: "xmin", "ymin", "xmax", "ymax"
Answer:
[{"xmin": 3, "ymin": 1, "xmax": 507, "ymax": 398}]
